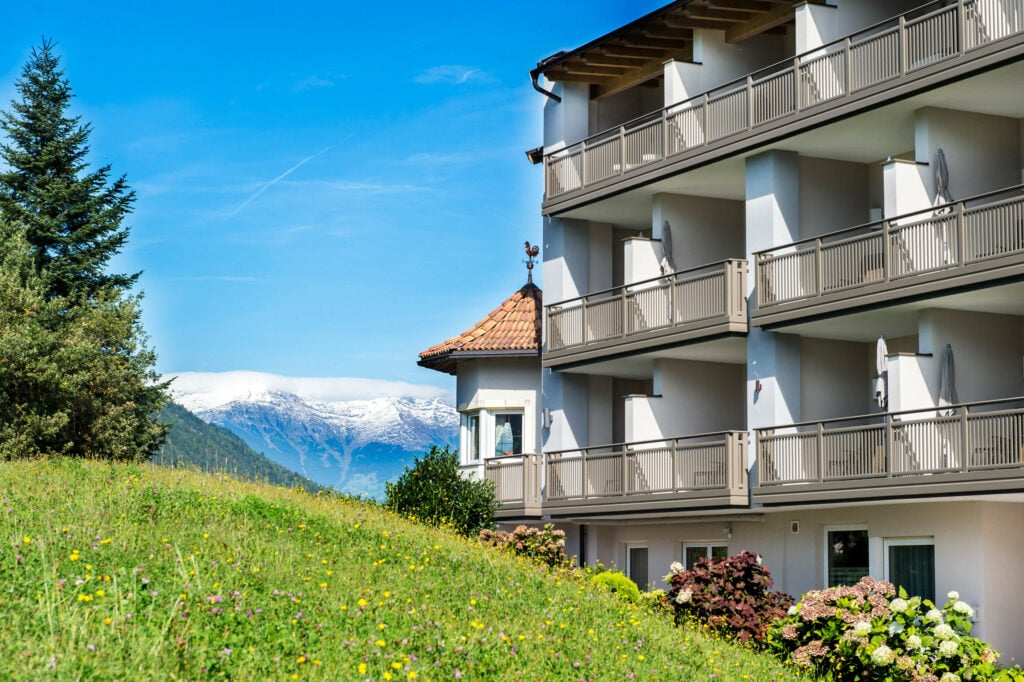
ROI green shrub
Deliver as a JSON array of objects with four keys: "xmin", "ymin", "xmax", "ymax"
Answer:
[
  {"xmin": 384, "ymin": 445, "xmax": 497, "ymax": 537},
  {"xmin": 767, "ymin": 577, "xmax": 1023, "ymax": 681},
  {"xmin": 638, "ymin": 589, "xmax": 672, "ymax": 617},
  {"xmin": 591, "ymin": 570, "xmax": 641, "ymax": 603},
  {"xmin": 667, "ymin": 550, "xmax": 792, "ymax": 644},
  {"xmin": 479, "ymin": 523, "xmax": 571, "ymax": 567}
]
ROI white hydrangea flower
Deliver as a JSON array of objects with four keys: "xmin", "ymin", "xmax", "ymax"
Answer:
[
  {"xmin": 905, "ymin": 635, "xmax": 923, "ymax": 650},
  {"xmin": 853, "ymin": 621, "xmax": 872, "ymax": 637},
  {"xmin": 938, "ymin": 640, "xmax": 959, "ymax": 658},
  {"xmin": 669, "ymin": 561, "xmax": 684, "ymax": 575},
  {"xmin": 952, "ymin": 601, "xmax": 974, "ymax": 618},
  {"xmin": 939, "ymin": 673, "xmax": 961, "ymax": 682},
  {"xmin": 889, "ymin": 598, "xmax": 909, "ymax": 613},
  {"xmin": 925, "ymin": 609, "xmax": 943, "ymax": 623},
  {"xmin": 675, "ymin": 588, "xmax": 693, "ymax": 604},
  {"xmin": 787, "ymin": 605, "xmax": 799, "ymax": 616},
  {"xmin": 947, "ymin": 590, "xmax": 960, "ymax": 601},
  {"xmin": 934, "ymin": 623, "xmax": 955, "ymax": 640},
  {"xmin": 871, "ymin": 644, "xmax": 895, "ymax": 666}
]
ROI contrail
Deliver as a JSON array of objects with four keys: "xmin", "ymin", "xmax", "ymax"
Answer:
[{"xmin": 230, "ymin": 145, "xmax": 334, "ymax": 216}]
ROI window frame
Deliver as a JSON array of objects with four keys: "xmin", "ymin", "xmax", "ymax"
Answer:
[
  {"xmin": 823, "ymin": 524, "xmax": 869, "ymax": 588},
  {"xmin": 463, "ymin": 413, "xmax": 481, "ymax": 463},
  {"xmin": 492, "ymin": 410, "xmax": 524, "ymax": 457},
  {"xmin": 626, "ymin": 543, "xmax": 649, "ymax": 591},
  {"xmin": 682, "ymin": 542, "xmax": 729, "ymax": 569},
  {"xmin": 883, "ymin": 536, "xmax": 935, "ymax": 601}
]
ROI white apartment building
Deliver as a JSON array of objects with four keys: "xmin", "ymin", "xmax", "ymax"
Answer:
[{"xmin": 422, "ymin": 0, "xmax": 1024, "ymax": 660}]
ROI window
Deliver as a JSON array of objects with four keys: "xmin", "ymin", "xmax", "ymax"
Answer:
[
  {"xmin": 464, "ymin": 414, "xmax": 480, "ymax": 462},
  {"xmin": 494, "ymin": 412, "xmax": 523, "ymax": 456},
  {"xmin": 683, "ymin": 543, "xmax": 729, "ymax": 569},
  {"xmin": 885, "ymin": 538, "xmax": 935, "ymax": 603},
  {"xmin": 826, "ymin": 528, "xmax": 869, "ymax": 587},
  {"xmin": 627, "ymin": 545, "xmax": 649, "ymax": 590}
]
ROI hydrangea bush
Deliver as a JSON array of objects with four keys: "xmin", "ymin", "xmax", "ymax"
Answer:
[
  {"xmin": 478, "ymin": 523, "xmax": 571, "ymax": 568},
  {"xmin": 667, "ymin": 550, "xmax": 793, "ymax": 644},
  {"xmin": 767, "ymin": 577, "xmax": 1023, "ymax": 681}
]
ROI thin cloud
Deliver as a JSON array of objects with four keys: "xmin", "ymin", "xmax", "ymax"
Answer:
[
  {"xmin": 277, "ymin": 179, "xmax": 430, "ymax": 194},
  {"xmin": 414, "ymin": 65, "xmax": 482, "ymax": 85},
  {"xmin": 293, "ymin": 75, "xmax": 337, "ymax": 92},
  {"xmin": 229, "ymin": 146, "xmax": 334, "ymax": 216}
]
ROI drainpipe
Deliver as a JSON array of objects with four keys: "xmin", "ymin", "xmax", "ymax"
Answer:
[{"xmin": 530, "ymin": 54, "xmax": 563, "ymax": 103}]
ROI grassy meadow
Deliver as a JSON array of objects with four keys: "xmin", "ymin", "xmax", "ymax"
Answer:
[{"xmin": 0, "ymin": 459, "xmax": 808, "ymax": 680}]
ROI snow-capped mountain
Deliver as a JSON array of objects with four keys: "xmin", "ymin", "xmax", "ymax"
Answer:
[{"xmin": 167, "ymin": 372, "xmax": 458, "ymax": 499}]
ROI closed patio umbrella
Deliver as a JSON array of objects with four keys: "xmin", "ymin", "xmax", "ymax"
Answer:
[
  {"xmin": 933, "ymin": 148, "xmax": 955, "ymax": 264},
  {"xmin": 938, "ymin": 343, "xmax": 959, "ymax": 416},
  {"xmin": 875, "ymin": 334, "xmax": 888, "ymax": 409},
  {"xmin": 660, "ymin": 220, "xmax": 677, "ymax": 275}
]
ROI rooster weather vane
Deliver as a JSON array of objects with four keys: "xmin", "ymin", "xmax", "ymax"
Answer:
[{"xmin": 524, "ymin": 241, "xmax": 540, "ymax": 284}]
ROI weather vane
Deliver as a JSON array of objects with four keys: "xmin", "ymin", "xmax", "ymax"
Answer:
[{"xmin": 524, "ymin": 241, "xmax": 540, "ymax": 283}]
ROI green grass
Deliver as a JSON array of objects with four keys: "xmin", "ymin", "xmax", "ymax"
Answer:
[{"xmin": 0, "ymin": 459, "xmax": 809, "ymax": 680}]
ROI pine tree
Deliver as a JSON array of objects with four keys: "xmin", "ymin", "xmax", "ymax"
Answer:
[{"xmin": 0, "ymin": 39, "xmax": 136, "ymax": 300}]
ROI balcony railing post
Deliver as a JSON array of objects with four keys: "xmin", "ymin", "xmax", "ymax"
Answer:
[
  {"xmin": 844, "ymin": 37, "xmax": 852, "ymax": 94},
  {"xmin": 702, "ymin": 93, "xmax": 709, "ymax": 144},
  {"xmin": 960, "ymin": 406, "xmax": 970, "ymax": 473},
  {"xmin": 722, "ymin": 263, "xmax": 732, "ymax": 321},
  {"xmin": 794, "ymin": 57, "xmax": 802, "ymax": 111},
  {"xmin": 581, "ymin": 297, "xmax": 589, "ymax": 345},
  {"xmin": 618, "ymin": 126, "xmax": 626, "ymax": 176},
  {"xmin": 621, "ymin": 288, "xmax": 629, "ymax": 337},
  {"xmin": 746, "ymin": 75, "xmax": 755, "ymax": 129},
  {"xmin": 621, "ymin": 446, "xmax": 628, "ymax": 497},
  {"xmin": 885, "ymin": 414, "xmax": 894, "ymax": 477},
  {"xmin": 815, "ymin": 238, "xmax": 824, "ymax": 296},
  {"xmin": 883, "ymin": 220, "xmax": 893, "ymax": 281},
  {"xmin": 580, "ymin": 140, "xmax": 588, "ymax": 188},
  {"xmin": 668, "ymin": 274, "xmax": 676, "ymax": 326},
  {"xmin": 582, "ymin": 449, "xmax": 589, "ymax": 500},
  {"xmin": 899, "ymin": 16, "xmax": 907, "ymax": 75},
  {"xmin": 956, "ymin": 201, "xmax": 966, "ymax": 265},
  {"xmin": 671, "ymin": 439, "xmax": 679, "ymax": 492},
  {"xmin": 957, "ymin": 0, "xmax": 966, "ymax": 54},
  {"xmin": 661, "ymin": 107, "xmax": 669, "ymax": 159},
  {"xmin": 817, "ymin": 422, "xmax": 825, "ymax": 482}
]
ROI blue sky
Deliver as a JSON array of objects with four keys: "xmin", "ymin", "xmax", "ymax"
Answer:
[{"xmin": 1, "ymin": 1, "xmax": 664, "ymax": 395}]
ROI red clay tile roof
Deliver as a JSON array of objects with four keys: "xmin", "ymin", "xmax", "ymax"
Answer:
[{"xmin": 418, "ymin": 282, "xmax": 542, "ymax": 375}]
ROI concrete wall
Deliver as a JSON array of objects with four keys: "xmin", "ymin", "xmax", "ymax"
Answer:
[
  {"xmin": 980, "ymin": 503, "xmax": 1024, "ymax": 660},
  {"xmin": 915, "ymin": 107, "xmax": 1022, "ymax": 201},
  {"xmin": 798, "ymin": 156, "xmax": 870, "ymax": 239},
  {"xmin": 542, "ymin": 369, "xmax": 590, "ymax": 452},
  {"xmin": 543, "ymin": 216, "xmax": 590, "ymax": 305},
  {"xmin": 624, "ymin": 238, "xmax": 662, "ymax": 285},
  {"xmin": 797, "ymin": 1, "xmax": 922, "ymax": 52},
  {"xmin": 591, "ymin": 82, "xmax": 663, "ymax": 136},
  {"xmin": 882, "ymin": 158, "xmax": 931, "ymax": 219},
  {"xmin": 543, "ymin": 82, "xmax": 589, "ymax": 152},
  {"xmin": 800, "ymin": 337, "xmax": 872, "ymax": 421},
  {"xmin": 588, "ymin": 222, "xmax": 614, "ymax": 294},
  {"xmin": 587, "ymin": 375, "xmax": 614, "ymax": 447},
  {"xmin": 918, "ymin": 309, "xmax": 1024, "ymax": 404},
  {"xmin": 653, "ymin": 193, "xmax": 745, "ymax": 269},
  {"xmin": 625, "ymin": 359, "xmax": 745, "ymax": 442}
]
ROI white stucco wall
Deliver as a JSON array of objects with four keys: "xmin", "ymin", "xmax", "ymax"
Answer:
[
  {"xmin": 590, "ymin": 82, "xmax": 663, "ymax": 136},
  {"xmin": 587, "ymin": 375, "xmax": 614, "ymax": 447},
  {"xmin": 882, "ymin": 158, "xmax": 931, "ymax": 220},
  {"xmin": 653, "ymin": 193, "xmax": 745, "ymax": 269},
  {"xmin": 588, "ymin": 222, "xmax": 614, "ymax": 294},
  {"xmin": 798, "ymin": 156, "xmax": 870, "ymax": 239},
  {"xmin": 543, "ymin": 216, "xmax": 590, "ymax": 305},
  {"xmin": 455, "ymin": 359, "xmax": 542, "ymax": 461},
  {"xmin": 543, "ymin": 81, "xmax": 589, "ymax": 153},
  {"xmin": 800, "ymin": 337, "xmax": 872, "ymax": 421},
  {"xmin": 692, "ymin": 30, "xmax": 789, "ymax": 95},
  {"xmin": 542, "ymin": 369, "xmax": 590, "ymax": 453},
  {"xmin": 915, "ymin": 107, "xmax": 1022, "ymax": 201},
  {"xmin": 623, "ymin": 238, "xmax": 662, "ymax": 285}
]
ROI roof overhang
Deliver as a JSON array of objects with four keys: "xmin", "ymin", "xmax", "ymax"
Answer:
[{"xmin": 418, "ymin": 350, "xmax": 541, "ymax": 376}]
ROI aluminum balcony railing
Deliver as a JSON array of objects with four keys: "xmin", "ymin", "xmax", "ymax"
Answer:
[
  {"xmin": 755, "ymin": 398, "xmax": 1024, "ymax": 502},
  {"xmin": 544, "ymin": 431, "xmax": 748, "ymax": 512},
  {"xmin": 545, "ymin": 259, "xmax": 747, "ymax": 361},
  {"xmin": 484, "ymin": 453, "xmax": 542, "ymax": 517},
  {"xmin": 544, "ymin": 0, "xmax": 1024, "ymax": 202},
  {"xmin": 753, "ymin": 185, "xmax": 1024, "ymax": 319}
]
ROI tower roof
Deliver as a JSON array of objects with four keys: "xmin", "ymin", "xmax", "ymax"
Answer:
[{"xmin": 418, "ymin": 282, "xmax": 542, "ymax": 375}]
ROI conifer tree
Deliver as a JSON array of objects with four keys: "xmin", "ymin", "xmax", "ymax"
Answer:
[{"xmin": 0, "ymin": 39, "xmax": 136, "ymax": 300}]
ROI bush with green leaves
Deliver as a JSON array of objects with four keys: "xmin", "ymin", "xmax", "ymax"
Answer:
[
  {"xmin": 667, "ymin": 550, "xmax": 793, "ymax": 644},
  {"xmin": 767, "ymin": 577, "xmax": 1023, "ymax": 681},
  {"xmin": 479, "ymin": 523, "xmax": 571, "ymax": 567},
  {"xmin": 591, "ymin": 570, "xmax": 641, "ymax": 604},
  {"xmin": 385, "ymin": 445, "xmax": 497, "ymax": 537}
]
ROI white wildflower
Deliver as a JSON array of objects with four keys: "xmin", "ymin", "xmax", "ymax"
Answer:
[
  {"xmin": 669, "ymin": 561, "xmax": 685, "ymax": 576},
  {"xmin": 889, "ymin": 598, "xmax": 909, "ymax": 614},
  {"xmin": 871, "ymin": 644, "xmax": 895, "ymax": 666},
  {"xmin": 905, "ymin": 635, "xmax": 923, "ymax": 650},
  {"xmin": 947, "ymin": 590, "xmax": 960, "ymax": 601},
  {"xmin": 675, "ymin": 588, "xmax": 693, "ymax": 604},
  {"xmin": 938, "ymin": 640, "xmax": 959, "ymax": 658},
  {"xmin": 787, "ymin": 605, "xmax": 799, "ymax": 616},
  {"xmin": 925, "ymin": 609, "xmax": 943, "ymax": 623},
  {"xmin": 952, "ymin": 601, "xmax": 974, "ymax": 618},
  {"xmin": 934, "ymin": 623, "xmax": 955, "ymax": 640},
  {"xmin": 939, "ymin": 673, "xmax": 961, "ymax": 682}
]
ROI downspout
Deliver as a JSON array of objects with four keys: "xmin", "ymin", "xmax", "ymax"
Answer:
[{"xmin": 530, "ymin": 55, "xmax": 563, "ymax": 103}]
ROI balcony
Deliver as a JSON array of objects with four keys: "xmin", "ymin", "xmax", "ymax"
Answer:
[
  {"xmin": 543, "ymin": 431, "xmax": 748, "ymax": 517},
  {"xmin": 545, "ymin": 259, "xmax": 747, "ymax": 368},
  {"xmin": 753, "ymin": 186, "xmax": 1024, "ymax": 327},
  {"xmin": 754, "ymin": 398, "xmax": 1024, "ymax": 504},
  {"xmin": 484, "ymin": 454, "xmax": 543, "ymax": 519},
  {"xmin": 543, "ymin": 0, "xmax": 1024, "ymax": 213}
]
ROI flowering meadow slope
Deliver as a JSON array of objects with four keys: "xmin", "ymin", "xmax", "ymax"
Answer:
[{"xmin": 0, "ymin": 459, "xmax": 808, "ymax": 681}]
